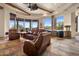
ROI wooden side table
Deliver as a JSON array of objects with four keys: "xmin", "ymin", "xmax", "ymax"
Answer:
[{"xmin": 64, "ymin": 31, "xmax": 71, "ymax": 39}]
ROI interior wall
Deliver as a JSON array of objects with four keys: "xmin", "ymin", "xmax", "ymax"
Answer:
[
  {"xmin": 0, "ymin": 9, "xmax": 4, "ymax": 37},
  {"xmin": 4, "ymin": 7, "xmax": 10, "ymax": 36},
  {"xmin": 39, "ymin": 17, "xmax": 45, "ymax": 29},
  {"xmin": 64, "ymin": 13, "xmax": 71, "ymax": 31},
  {"xmin": 78, "ymin": 16, "xmax": 79, "ymax": 32},
  {"xmin": 71, "ymin": 12, "xmax": 76, "ymax": 37}
]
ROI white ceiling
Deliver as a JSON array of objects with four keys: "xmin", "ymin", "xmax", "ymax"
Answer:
[{"xmin": 9, "ymin": 3, "xmax": 73, "ymax": 16}]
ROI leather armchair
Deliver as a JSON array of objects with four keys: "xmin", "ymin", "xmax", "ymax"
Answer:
[{"xmin": 9, "ymin": 29, "xmax": 20, "ymax": 40}]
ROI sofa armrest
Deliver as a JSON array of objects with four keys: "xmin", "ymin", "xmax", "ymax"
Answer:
[{"xmin": 23, "ymin": 40, "xmax": 37, "ymax": 56}]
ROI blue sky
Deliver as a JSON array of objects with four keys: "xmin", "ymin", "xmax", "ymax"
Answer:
[
  {"xmin": 56, "ymin": 16, "xmax": 64, "ymax": 23},
  {"xmin": 43, "ymin": 17, "xmax": 52, "ymax": 26},
  {"xmin": 43, "ymin": 16, "xmax": 64, "ymax": 26},
  {"xmin": 31, "ymin": 22, "xmax": 38, "ymax": 28}
]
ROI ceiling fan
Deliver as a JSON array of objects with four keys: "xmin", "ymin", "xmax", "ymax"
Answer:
[
  {"xmin": 25, "ymin": 3, "xmax": 38, "ymax": 11},
  {"xmin": 24, "ymin": 3, "xmax": 53, "ymax": 13}
]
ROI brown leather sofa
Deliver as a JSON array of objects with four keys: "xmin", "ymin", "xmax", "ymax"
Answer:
[
  {"xmin": 22, "ymin": 28, "xmax": 44, "ymax": 40},
  {"xmin": 23, "ymin": 32, "xmax": 50, "ymax": 56},
  {"xmin": 22, "ymin": 33, "xmax": 35, "ymax": 40},
  {"xmin": 9, "ymin": 29, "xmax": 20, "ymax": 40}
]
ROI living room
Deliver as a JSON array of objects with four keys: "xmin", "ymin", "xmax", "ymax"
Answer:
[{"xmin": 0, "ymin": 3, "xmax": 79, "ymax": 56}]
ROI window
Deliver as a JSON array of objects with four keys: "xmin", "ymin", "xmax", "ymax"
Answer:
[
  {"xmin": 9, "ymin": 20, "xmax": 17, "ymax": 29},
  {"xmin": 43, "ymin": 17, "xmax": 52, "ymax": 30},
  {"xmin": 9, "ymin": 13, "xmax": 17, "ymax": 29},
  {"xmin": 25, "ymin": 21, "xmax": 30, "ymax": 29},
  {"xmin": 9, "ymin": 16, "xmax": 39, "ymax": 31},
  {"xmin": 18, "ymin": 20, "xmax": 25, "ymax": 30},
  {"xmin": 9, "ymin": 20, "xmax": 15, "ymax": 29},
  {"xmin": 56, "ymin": 16, "xmax": 64, "ymax": 30},
  {"xmin": 31, "ymin": 21, "xmax": 38, "ymax": 29}
]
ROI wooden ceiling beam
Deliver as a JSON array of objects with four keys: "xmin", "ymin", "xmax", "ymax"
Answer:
[
  {"xmin": 38, "ymin": 6, "xmax": 53, "ymax": 13},
  {"xmin": 6, "ymin": 3, "xmax": 30, "ymax": 15},
  {"xmin": 0, "ymin": 6, "xmax": 3, "ymax": 9}
]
